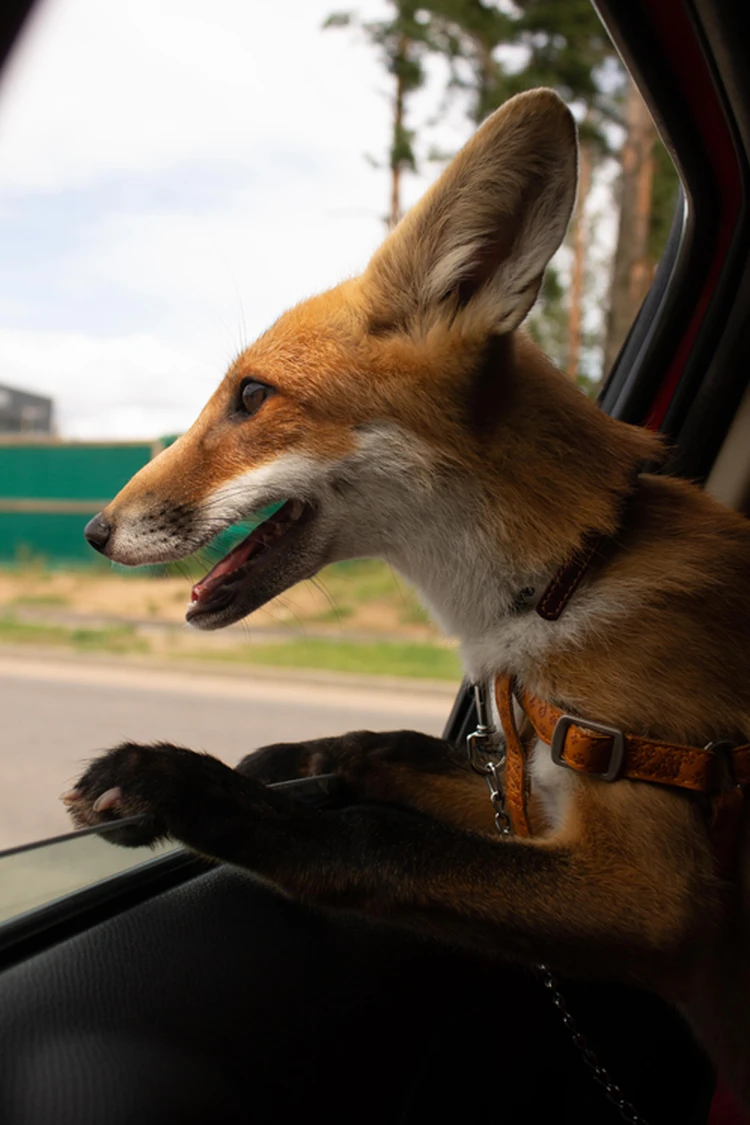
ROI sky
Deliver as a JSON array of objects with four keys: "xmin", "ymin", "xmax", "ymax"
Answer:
[{"xmin": 0, "ymin": 0, "xmax": 471, "ymax": 439}]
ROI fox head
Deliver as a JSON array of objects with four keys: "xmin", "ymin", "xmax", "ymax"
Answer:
[{"xmin": 85, "ymin": 89, "xmax": 660, "ymax": 647}]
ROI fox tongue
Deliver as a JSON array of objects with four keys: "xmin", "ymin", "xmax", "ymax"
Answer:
[
  {"xmin": 190, "ymin": 538, "xmax": 259, "ymax": 604},
  {"xmin": 190, "ymin": 499, "xmax": 307, "ymax": 606},
  {"xmin": 193, "ymin": 539, "xmax": 258, "ymax": 595}
]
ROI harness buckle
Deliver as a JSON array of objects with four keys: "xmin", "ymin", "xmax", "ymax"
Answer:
[{"xmin": 551, "ymin": 715, "xmax": 626, "ymax": 782}]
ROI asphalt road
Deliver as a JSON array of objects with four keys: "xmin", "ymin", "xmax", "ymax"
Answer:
[{"xmin": 0, "ymin": 653, "xmax": 454, "ymax": 852}]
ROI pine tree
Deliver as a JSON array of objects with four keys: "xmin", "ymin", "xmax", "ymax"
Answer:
[
  {"xmin": 409, "ymin": 2, "xmax": 679, "ymax": 386},
  {"xmin": 411, "ymin": 0, "xmax": 622, "ymax": 383},
  {"xmin": 325, "ymin": 4, "xmax": 435, "ymax": 229}
]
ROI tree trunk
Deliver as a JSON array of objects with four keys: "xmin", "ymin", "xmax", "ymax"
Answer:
[
  {"xmin": 567, "ymin": 139, "xmax": 592, "ymax": 381},
  {"xmin": 471, "ymin": 35, "xmax": 496, "ymax": 125},
  {"xmin": 389, "ymin": 157, "xmax": 401, "ymax": 231},
  {"xmin": 603, "ymin": 77, "xmax": 657, "ymax": 375},
  {"xmin": 389, "ymin": 33, "xmax": 408, "ymax": 231}
]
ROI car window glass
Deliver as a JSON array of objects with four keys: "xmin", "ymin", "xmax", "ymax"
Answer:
[{"xmin": 0, "ymin": 823, "xmax": 177, "ymax": 927}]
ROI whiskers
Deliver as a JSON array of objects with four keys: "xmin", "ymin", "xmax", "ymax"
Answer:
[
  {"xmin": 237, "ymin": 596, "xmax": 310, "ymax": 643},
  {"xmin": 171, "ymin": 560, "xmax": 194, "ymax": 586},
  {"xmin": 309, "ymin": 574, "xmax": 347, "ymax": 634},
  {"xmin": 265, "ymin": 595, "xmax": 310, "ymax": 640},
  {"xmin": 386, "ymin": 562, "xmax": 410, "ymax": 612}
]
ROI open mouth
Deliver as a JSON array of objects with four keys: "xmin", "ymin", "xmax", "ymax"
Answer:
[{"xmin": 187, "ymin": 498, "xmax": 313, "ymax": 626}]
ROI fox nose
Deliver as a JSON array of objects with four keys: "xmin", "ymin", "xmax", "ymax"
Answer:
[{"xmin": 84, "ymin": 512, "xmax": 112, "ymax": 553}]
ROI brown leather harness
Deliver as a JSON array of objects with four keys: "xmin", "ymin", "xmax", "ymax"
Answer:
[{"xmin": 490, "ymin": 511, "xmax": 750, "ymax": 872}]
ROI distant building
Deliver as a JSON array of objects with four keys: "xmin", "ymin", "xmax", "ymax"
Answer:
[{"xmin": 0, "ymin": 383, "xmax": 54, "ymax": 434}]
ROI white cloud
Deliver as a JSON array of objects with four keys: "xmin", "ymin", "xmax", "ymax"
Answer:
[
  {"xmin": 0, "ymin": 327, "xmax": 210, "ymax": 438},
  {"xmin": 0, "ymin": 0, "xmax": 392, "ymax": 194},
  {"xmin": 0, "ymin": 0, "xmax": 476, "ymax": 438},
  {"xmin": 73, "ymin": 187, "xmax": 383, "ymax": 330}
]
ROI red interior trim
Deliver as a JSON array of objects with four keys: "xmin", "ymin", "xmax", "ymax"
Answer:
[
  {"xmin": 640, "ymin": 0, "xmax": 743, "ymax": 430},
  {"xmin": 708, "ymin": 1080, "xmax": 750, "ymax": 1125}
]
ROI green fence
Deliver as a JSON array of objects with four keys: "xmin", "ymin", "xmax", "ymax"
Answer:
[{"xmin": 0, "ymin": 437, "xmax": 169, "ymax": 565}]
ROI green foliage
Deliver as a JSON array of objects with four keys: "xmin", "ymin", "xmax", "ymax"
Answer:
[
  {"xmin": 496, "ymin": 0, "xmax": 621, "ymax": 106},
  {"xmin": 416, "ymin": 0, "xmax": 624, "ymax": 133},
  {"xmin": 392, "ymin": 122, "xmax": 418, "ymax": 172},
  {"xmin": 325, "ymin": 1, "xmax": 679, "ymax": 384},
  {"xmin": 417, "ymin": 0, "xmax": 515, "ymax": 124}
]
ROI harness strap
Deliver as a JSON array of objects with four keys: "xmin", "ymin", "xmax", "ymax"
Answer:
[
  {"xmin": 494, "ymin": 675, "xmax": 532, "ymax": 837},
  {"xmin": 495, "ymin": 673, "xmax": 750, "ymax": 869}
]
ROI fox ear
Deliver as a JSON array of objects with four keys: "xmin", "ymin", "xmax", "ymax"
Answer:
[{"xmin": 365, "ymin": 88, "xmax": 577, "ymax": 336}]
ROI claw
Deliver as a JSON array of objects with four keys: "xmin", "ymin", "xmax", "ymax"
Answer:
[
  {"xmin": 60, "ymin": 788, "xmax": 82, "ymax": 805},
  {"xmin": 93, "ymin": 787, "xmax": 123, "ymax": 814}
]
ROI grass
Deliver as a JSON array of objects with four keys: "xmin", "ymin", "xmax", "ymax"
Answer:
[
  {"xmin": 1, "ymin": 555, "xmax": 430, "ymax": 628},
  {"xmin": 303, "ymin": 560, "xmax": 429, "ymax": 627},
  {"xmin": 315, "ymin": 559, "xmax": 409, "ymax": 602},
  {"xmin": 10, "ymin": 594, "xmax": 70, "ymax": 608},
  {"xmin": 398, "ymin": 601, "xmax": 432, "ymax": 626},
  {"xmin": 179, "ymin": 638, "xmax": 462, "ymax": 680},
  {"xmin": 0, "ymin": 616, "xmax": 149, "ymax": 655},
  {"xmin": 0, "ymin": 615, "xmax": 459, "ymax": 679},
  {"xmin": 0, "ymin": 556, "xmax": 454, "ymax": 679},
  {"xmin": 309, "ymin": 605, "xmax": 355, "ymax": 625}
]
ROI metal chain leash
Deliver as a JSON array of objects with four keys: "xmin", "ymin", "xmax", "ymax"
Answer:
[
  {"xmin": 536, "ymin": 963, "xmax": 650, "ymax": 1125},
  {"xmin": 466, "ymin": 682, "xmax": 651, "ymax": 1125},
  {"xmin": 466, "ymin": 683, "xmax": 512, "ymax": 835}
]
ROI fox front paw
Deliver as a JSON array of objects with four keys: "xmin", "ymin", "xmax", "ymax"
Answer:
[
  {"xmin": 239, "ymin": 729, "xmax": 468, "ymax": 803},
  {"xmin": 63, "ymin": 741, "xmax": 240, "ymax": 848}
]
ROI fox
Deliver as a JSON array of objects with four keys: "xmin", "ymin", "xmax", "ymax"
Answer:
[{"xmin": 64, "ymin": 89, "xmax": 750, "ymax": 1108}]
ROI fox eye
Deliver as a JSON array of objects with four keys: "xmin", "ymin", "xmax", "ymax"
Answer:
[{"xmin": 239, "ymin": 379, "xmax": 273, "ymax": 417}]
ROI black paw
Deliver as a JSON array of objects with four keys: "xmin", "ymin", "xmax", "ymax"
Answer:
[
  {"xmin": 237, "ymin": 733, "xmax": 390, "ymax": 787},
  {"xmin": 236, "ymin": 739, "xmax": 324, "ymax": 784},
  {"xmin": 63, "ymin": 742, "xmax": 242, "ymax": 848},
  {"xmin": 237, "ymin": 730, "xmax": 465, "ymax": 797}
]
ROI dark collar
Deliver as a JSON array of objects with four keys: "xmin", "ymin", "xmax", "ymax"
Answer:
[{"xmin": 516, "ymin": 481, "xmax": 640, "ymax": 622}]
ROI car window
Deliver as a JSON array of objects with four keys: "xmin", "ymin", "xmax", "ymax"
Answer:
[
  {"xmin": 0, "ymin": 823, "xmax": 177, "ymax": 928},
  {"xmin": 0, "ymin": 0, "xmax": 678, "ymax": 891}
]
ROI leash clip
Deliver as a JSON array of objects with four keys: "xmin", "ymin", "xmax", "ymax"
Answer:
[
  {"xmin": 466, "ymin": 683, "xmax": 511, "ymax": 835},
  {"xmin": 466, "ymin": 682, "xmax": 500, "ymax": 776}
]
